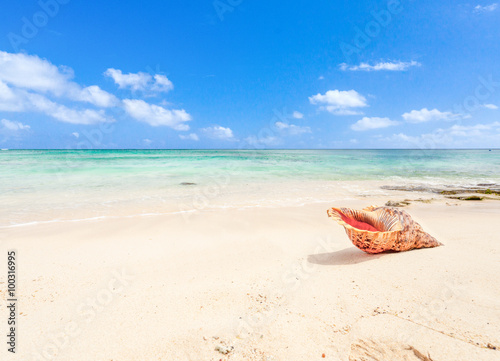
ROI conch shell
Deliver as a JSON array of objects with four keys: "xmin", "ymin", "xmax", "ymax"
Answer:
[{"xmin": 327, "ymin": 206, "xmax": 442, "ymax": 254}]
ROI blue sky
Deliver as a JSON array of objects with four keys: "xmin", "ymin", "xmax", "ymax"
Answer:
[{"xmin": 0, "ymin": 0, "xmax": 499, "ymax": 149}]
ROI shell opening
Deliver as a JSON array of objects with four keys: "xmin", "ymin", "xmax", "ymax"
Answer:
[{"xmin": 338, "ymin": 212, "xmax": 381, "ymax": 232}]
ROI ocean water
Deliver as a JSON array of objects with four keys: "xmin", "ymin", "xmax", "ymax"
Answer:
[{"xmin": 1, "ymin": 149, "xmax": 499, "ymax": 226}]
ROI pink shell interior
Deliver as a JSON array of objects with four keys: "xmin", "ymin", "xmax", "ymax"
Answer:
[{"xmin": 337, "ymin": 212, "xmax": 380, "ymax": 232}]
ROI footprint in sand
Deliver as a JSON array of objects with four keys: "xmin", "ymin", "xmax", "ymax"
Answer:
[{"xmin": 349, "ymin": 339, "xmax": 433, "ymax": 361}]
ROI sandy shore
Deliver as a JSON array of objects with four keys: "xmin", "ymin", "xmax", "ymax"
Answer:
[{"xmin": 1, "ymin": 195, "xmax": 500, "ymax": 360}]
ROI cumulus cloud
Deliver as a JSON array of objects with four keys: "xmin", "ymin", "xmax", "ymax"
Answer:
[
  {"xmin": 0, "ymin": 51, "xmax": 192, "ymax": 131},
  {"xmin": 275, "ymin": 121, "xmax": 311, "ymax": 135},
  {"xmin": 0, "ymin": 51, "xmax": 120, "ymax": 126},
  {"xmin": 202, "ymin": 126, "xmax": 235, "ymax": 140},
  {"xmin": 151, "ymin": 74, "xmax": 174, "ymax": 92},
  {"xmin": 474, "ymin": 3, "xmax": 498, "ymax": 12},
  {"xmin": 179, "ymin": 133, "xmax": 199, "ymax": 141},
  {"xmin": 482, "ymin": 103, "xmax": 498, "ymax": 109},
  {"xmin": 339, "ymin": 61, "xmax": 421, "ymax": 72},
  {"xmin": 402, "ymin": 108, "xmax": 463, "ymax": 123},
  {"xmin": 0, "ymin": 81, "xmax": 25, "ymax": 112},
  {"xmin": 0, "ymin": 51, "xmax": 118, "ymax": 107},
  {"xmin": 27, "ymin": 93, "xmax": 113, "ymax": 124},
  {"xmin": 77, "ymin": 85, "xmax": 118, "ymax": 108},
  {"xmin": 245, "ymin": 135, "xmax": 281, "ymax": 147},
  {"xmin": 105, "ymin": 69, "xmax": 150, "ymax": 91},
  {"xmin": 0, "ymin": 82, "xmax": 113, "ymax": 125},
  {"xmin": 123, "ymin": 99, "xmax": 191, "ymax": 130},
  {"xmin": 71, "ymin": 132, "xmax": 80, "ymax": 138},
  {"xmin": 105, "ymin": 69, "xmax": 173, "ymax": 93},
  {"xmin": 0, "ymin": 51, "xmax": 75, "ymax": 95},
  {"xmin": 351, "ymin": 117, "xmax": 399, "ymax": 131},
  {"xmin": 1, "ymin": 119, "xmax": 30, "ymax": 131},
  {"xmin": 386, "ymin": 122, "xmax": 500, "ymax": 148},
  {"xmin": 447, "ymin": 122, "xmax": 500, "ymax": 135},
  {"xmin": 309, "ymin": 89, "xmax": 368, "ymax": 115},
  {"xmin": 47, "ymin": 107, "xmax": 110, "ymax": 125},
  {"xmin": 292, "ymin": 111, "xmax": 304, "ymax": 119}
]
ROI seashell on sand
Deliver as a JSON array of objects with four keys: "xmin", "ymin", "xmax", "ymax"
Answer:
[{"xmin": 327, "ymin": 206, "xmax": 442, "ymax": 254}]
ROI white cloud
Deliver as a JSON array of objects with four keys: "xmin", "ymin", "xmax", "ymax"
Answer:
[
  {"xmin": 245, "ymin": 135, "xmax": 281, "ymax": 147},
  {"xmin": 0, "ymin": 83, "xmax": 113, "ymax": 125},
  {"xmin": 105, "ymin": 69, "xmax": 173, "ymax": 93},
  {"xmin": 324, "ymin": 108, "xmax": 364, "ymax": 116},
  {"xmin": 351, "ymin": 117, "xmax": 399, "ymax": 131},
  {"xmin": 78, "ymin": 85, "xmax": 118, "ymax": 108},
  {"xmin": 402, "ymin": 108, "xmax": 463, "ymax": 123},
  {"xmin": 202, "ymin": 126, "xmax": 235, "ymax": 140},
  {"xmin": 0, "ymin": 51, "xmax": 192, "ymax": 130},
  {"xmin": 43, "ymin": 106, "xmax": 110, "ymax": 125},
  {"xmin": 123, "ymin": 99, "xmax": 191, "ymax": 130},
  {"xmin": 0, "ymin": 81, "xmax": 25, "ymax": 112},
  {"xmin": 275, "ymin": 121, "xmax": 311, "ymax": 135},
  {"xmin": 318, "ymin": 75, "xmax": 324, "ymax": 80},
  {"xmin": 448, "ymin": 122, "xmax": 498, "ymax": 133},
  {"xmin": 386, "ymin": 122, "xmax": 500, "ymax": 148},
  {"xmin": 0, "ymin": 51, "xmax": 120, "ymax": 125},
  {"xmin": 179, "ymin": 133, "xmax": 199, "ymax": 141},
  {"xmin": 339, "ymin": 61, "xmax": 421, "ymax": 72},
  {"xmin": 482, "ymin": 103, "xmax": 498, "ymax": 110},
  {"xmin": 26, "ymin": 92, "xmax": 113, "ymax": 125},
  {"xmin": 309, "ymin": 89, "xmax": 368, "ymax": 115},
  {"xmin": 292, "ymin": 111, "xmax": 304, "ymax": 119},
  {"xmin": 1, "ymin": 119, "xmax": 30, "ymax": 131},
  {"xmin": 0, "ymin": 51, "xmax": 74, "ymax": 95},
  {"xmin": 104, "ymin": 69, "xmax": 151, "ymax": 91},
  {"xmin": 474, "ymin": 3, "xmax": 498, "ymax": 12},
  {"xmin": 0, "ymin": 51, "xmax": 118, "ymax": 108},
  {"xmin": 72, "ymin": 132, "xmax": 80, "ymax": 138},
  {"xmin": 310, "ymin": 90, "xmax": 367, "ymax": 107},
  {"xmin": 152, "ymin": 74, "xmax": 174, "ymax": 92},
  {"xmin": 388, "ymin": 132, "xmax": 446, "ymax": 147},
  {"xmin": 143, "ymin": 139, "xmax": 153, "ymax": 145}
]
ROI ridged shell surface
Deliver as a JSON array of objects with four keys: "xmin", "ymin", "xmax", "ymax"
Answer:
[{"xmin": 327, "ymin": 206, "xmax": 442, "ymax": 254}]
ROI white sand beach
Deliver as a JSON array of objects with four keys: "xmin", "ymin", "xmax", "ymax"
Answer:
[
  {"xmin": 1, "ymin": 190, "xmax": 499, "ymax": 361},
  {"xmin": 1, "ymin": 0, "xmax": 500, "ymax": 358}
]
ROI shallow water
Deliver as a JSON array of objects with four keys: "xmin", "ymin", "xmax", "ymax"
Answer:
[{"xmin": 1, "ymin": 149, "xmax": 499, "ymax": 226}]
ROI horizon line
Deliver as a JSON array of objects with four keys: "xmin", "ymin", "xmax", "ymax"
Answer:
[{"xmin": 2, "ymin": 148, "xmax": 498, "ymax": 151}]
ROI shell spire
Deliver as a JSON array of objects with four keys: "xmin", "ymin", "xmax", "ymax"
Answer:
[{"xmin": 327, "ymin": 206, "xmax": 442, "ymax": 254}]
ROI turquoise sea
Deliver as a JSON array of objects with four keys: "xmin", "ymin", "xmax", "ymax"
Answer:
[{"xmin": 1, "ymin": 149, "xmax": 499, "ymax": 226}]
